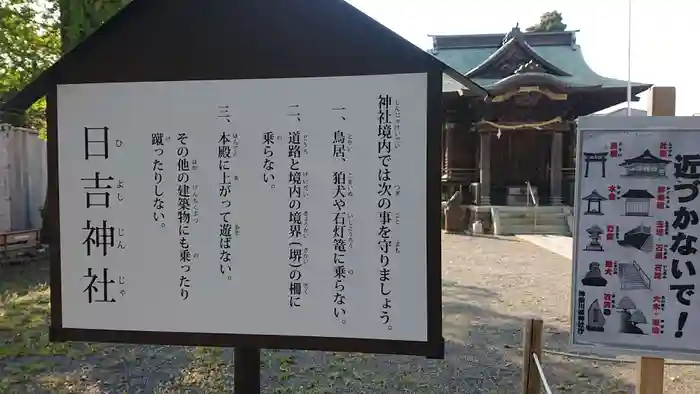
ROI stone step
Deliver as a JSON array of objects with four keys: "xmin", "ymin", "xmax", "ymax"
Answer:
[
  {"xmin": 501, "ymin": 224, "xmax": 570, "ymax": 235},
  {"xmin": 501, "ymin": 216, "xmax": 568, "ymax": 227},
  {"xmin": 501, "ymin": 213, "xmax": 567, "ymax": 220},
  {"xmin": 498, "ymin": 211, "xmax": 569, "ymax": 219},
  {"xmin": 493, "ymin": 206, "xmax": 570, "ymax": 214},
  {"xmin": 491, "ymin": 206, "xmax": 573, "ymax": 236}
]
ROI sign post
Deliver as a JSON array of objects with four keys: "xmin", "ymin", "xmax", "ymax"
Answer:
[
  {"xmin": 571, "ymin": 89, "xmax": 700, "ymax": 394},
  {"xmin": 235, "ymin": 346, "xmax": 260, "ymax": 393},
  {"xmin": 635, "ymin": 86, "xmax": 677, "ymax": 394}
]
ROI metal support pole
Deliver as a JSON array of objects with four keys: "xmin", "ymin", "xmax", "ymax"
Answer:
[{"xmin": 234, "ymin": 347, "xmax": 261, "ymax": 394}]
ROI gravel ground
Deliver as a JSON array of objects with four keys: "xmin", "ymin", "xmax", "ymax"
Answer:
[{"xmin": 2, "ymin": 234, "xmax": 700, "ymax": 393}]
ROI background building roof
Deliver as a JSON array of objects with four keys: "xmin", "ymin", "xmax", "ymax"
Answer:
[{"xmin": 430, "ymin": 28, "xmax": 649, "ymax": 94}]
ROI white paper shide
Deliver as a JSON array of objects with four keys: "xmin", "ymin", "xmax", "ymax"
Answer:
[{"xmin": 57, "ymin": 74, "xmax": 429, "ymax": 341}]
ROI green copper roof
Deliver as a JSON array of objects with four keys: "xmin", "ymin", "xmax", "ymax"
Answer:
[{"xmin": 431, "ymin": 29, "xmax": 649, "ymax": 93}]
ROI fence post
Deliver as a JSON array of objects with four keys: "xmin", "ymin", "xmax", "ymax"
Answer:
[
  {"xmin": 522, "ymin": 318, "xmax": 544, "ymax": 394},
  {"xmin": 635, "ymin": 85, "xmax": 675, "ymax": 394}
]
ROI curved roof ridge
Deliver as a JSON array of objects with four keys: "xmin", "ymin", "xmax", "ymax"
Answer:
[
  {"xmin": 465, "ymin": 35, "xmax": 570, "ymax": 78},
  {"xmin": 482, "ymin": 72, "xmax": 600, "ymax": 91}
]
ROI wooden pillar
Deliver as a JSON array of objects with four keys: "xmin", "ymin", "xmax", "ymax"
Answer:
[
  {"xmin": 637, "ymin": 357, "xmax": 664, "ymax": 394},
  {"xmin": 549, "ymin": 131, "xmax": 563, "ymax": 205},
  {"xmin": 479, "ymin": 130, "xmax": 491, "ymax": 205},
  {"xmin": 444, "ymin": 123, "xmax": 456, "ymax": 171},
  {"xmin": 521, "ymin": 318, "xmax": 544, "ymax": 394},
  {"xmin": 646, "ymin": 86, "xmax": 675, "ymax": 116},
  {"xmin": 635, "ymin": 85, "xmax": 675, "ymax": 394}
]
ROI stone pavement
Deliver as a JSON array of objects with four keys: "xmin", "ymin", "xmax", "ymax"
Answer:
[{"xmin": 515, "ymin": 234, "xmax": 573, "ymax": 260}]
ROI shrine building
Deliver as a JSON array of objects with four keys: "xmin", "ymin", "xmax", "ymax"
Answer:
[{"xmin": 434, "ymin": 26, "xmax": 652, "ymax": 234}]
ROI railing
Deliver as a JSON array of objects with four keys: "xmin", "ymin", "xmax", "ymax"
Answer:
[
  {"xmin": 525, "ymin": 181, "xmax": 538, "ymax": 231},
  {"xmin": 632, "ymin": 260, "xmax": 652, "ymax": 288},
  {"xmin": 441, "ymin": 168, "xmax": 477, "ymax": 181}
]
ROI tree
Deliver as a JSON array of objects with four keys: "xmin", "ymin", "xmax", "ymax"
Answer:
[
  {"xmin": 0, "ymin": 0, "xmax": 61, "ymax": 129},
  {"xmin": 58, "ymin": 0, "xmax": 132, "ymax": 51},
  {"xmin": 0, "ymin": 0, "xmax": 132, "ymax": 114},
  {"xmin": 526, "ymin": 10, "xmax": 567, "ymax": 33},
  {"xmin": 1, "ymin": 0, "xmax": 130, "ymax": 240}
]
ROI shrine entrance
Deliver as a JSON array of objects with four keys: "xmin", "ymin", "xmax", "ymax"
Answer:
[
  {"xmin": 489, "ymin": 129, "xmax": 552, "ymax": 205},
  {"xmin": 436, "ymin": 25, "xmax": 653, "ymax": 234}
]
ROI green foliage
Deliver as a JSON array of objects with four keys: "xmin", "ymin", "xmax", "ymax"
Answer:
[
  {"xmin": 526, "ymin": 10, "xmax": 567, "ymax": 33},
  {"xmin": 59, "ymin": 0, "xmax": 132, "ymax": 50},
  {"xmin": 0, "ymin": 0, "xmax": 132, "ymax": 129},
  {"xmin": 0, "ymin": 0, "xmax": 60, "ymax": 129}
]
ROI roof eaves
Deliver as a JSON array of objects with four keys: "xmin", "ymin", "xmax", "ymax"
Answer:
[
  {"xmin": 441, "ymin": 65, "xmax": 488, "ymax": 98},
  {"xmin": 570, "ymin": 45, "xmax": 653, "ymax": 89},
  {"xmin": 481, "ymin": 73, "xmax": 599, "ymax": 91},
  {"xmin": 621, "ymin": 190, "xmax": 654, "ymax": 199}
]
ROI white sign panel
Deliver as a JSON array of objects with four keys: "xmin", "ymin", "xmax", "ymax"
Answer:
[
  {"xmin": 56, "ymin": 74, "xmax": 429, "ymax": 342},
  {"xmin": 571, "ymin": 116, "xmax": 700, "ymax": 359}
]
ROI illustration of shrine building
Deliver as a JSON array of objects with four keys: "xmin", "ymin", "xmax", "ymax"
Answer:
[
  {"xmin": 436, "ymin": 26, "xmax": 651, "ymax": 234},
  {"xmin": 621, "ymin": 189, "xmax": 654, "ymax": 216},
  {"xmin": 619, "ymin": 150, "xmax": 671, "ymax": 178}
]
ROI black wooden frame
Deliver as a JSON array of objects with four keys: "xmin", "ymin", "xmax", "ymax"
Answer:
[{"xmin": 46, "ymin": 71, "xmax": 445, "ymax": 358}]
